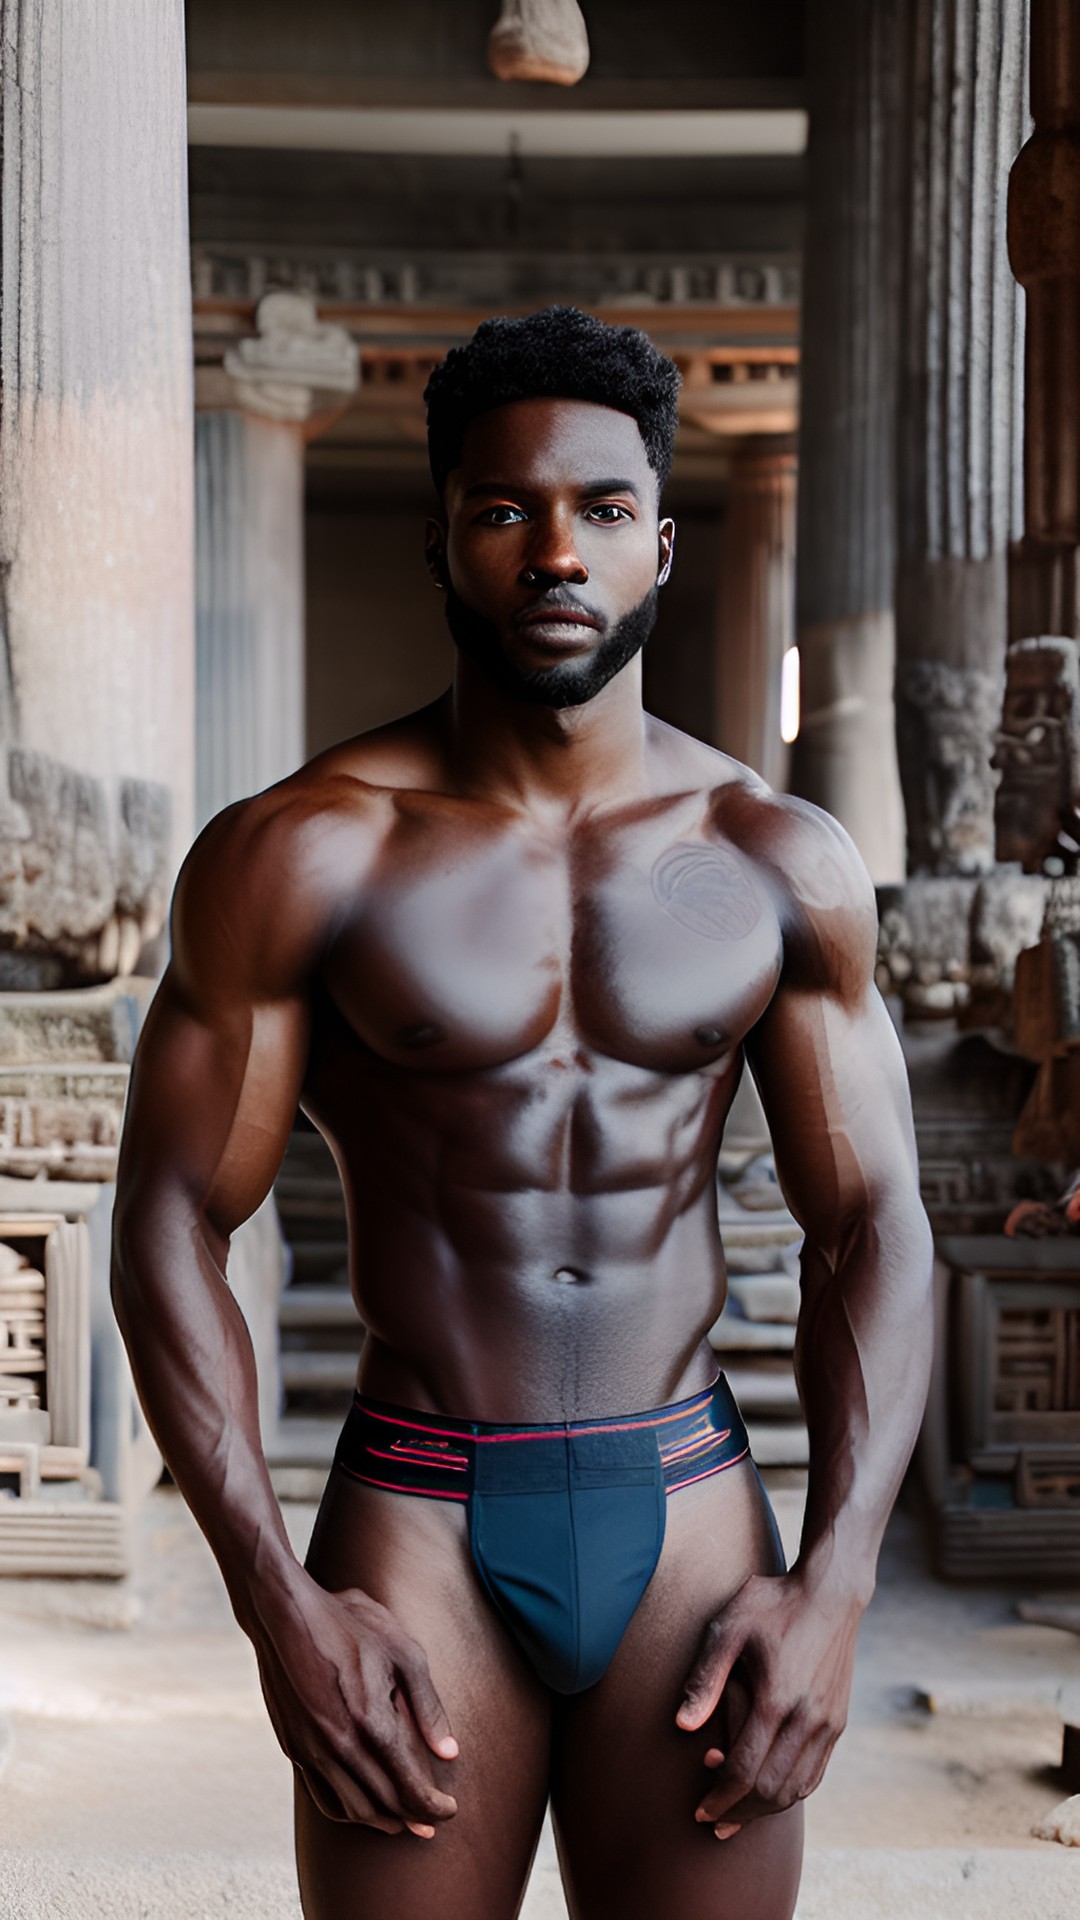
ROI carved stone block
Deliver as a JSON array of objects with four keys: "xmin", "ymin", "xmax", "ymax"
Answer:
[
  {"xmin": 993, "ymin": 637, "xmax": 1080, "ymax": 871},
  {"xmin": 0, "ymin": 1066, "xmax": 129, "ymax": 1181},
  {"xmin": 896, "ymin": 661, "xmax": 1003, "ymax": 876},
  {"xmin": 0, "ymin": 750, "xmax": 171, "ymax": 987}
]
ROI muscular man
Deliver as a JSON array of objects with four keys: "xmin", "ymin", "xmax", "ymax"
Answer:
[{"xmin": 112, "ymin": 307, "xmax": 933, "ymax": 1920}]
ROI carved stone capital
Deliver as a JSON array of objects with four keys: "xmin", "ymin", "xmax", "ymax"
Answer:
[{"xmin": 223, "ymin": 291, "xmax": 359, "ymax": 424}]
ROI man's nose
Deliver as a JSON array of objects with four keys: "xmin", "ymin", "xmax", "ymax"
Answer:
[{"xmin": 519, "ymin": 515, "xmax": 588, "ymax": 586}]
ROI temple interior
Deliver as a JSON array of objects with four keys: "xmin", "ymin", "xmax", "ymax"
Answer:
[{"xmin": 2, "ymin": 3, "xmax": 1080, "ymax": 1913}]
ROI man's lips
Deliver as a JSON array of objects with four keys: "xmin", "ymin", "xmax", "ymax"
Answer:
[{"xmin": 517, "ymin": 607, "xmax": 602, "ymax": 632}]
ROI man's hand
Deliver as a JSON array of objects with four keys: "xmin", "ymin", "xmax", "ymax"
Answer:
[
  {"xmin": 676, "ymin": 1570, "xmax": 862, "ymax": 1839},
  {"xmin": 247, "ymin": 1568, "xmax": 460, "ymax": 1837}
]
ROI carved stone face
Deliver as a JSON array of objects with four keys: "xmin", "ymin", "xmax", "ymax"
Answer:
[{"xmin": 993, "ymin": 639, "xmax": 1080, "ymax": 871}]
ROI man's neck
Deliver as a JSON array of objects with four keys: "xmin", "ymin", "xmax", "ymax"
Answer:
[{"xmin": 444, "ymin": 655, "xmax": 649, "ymax": 818}]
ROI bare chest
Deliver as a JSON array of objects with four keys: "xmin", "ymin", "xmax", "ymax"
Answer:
[{"xmin": 323, "ymin": 809, "xmax": 783, "ymax": 1076}]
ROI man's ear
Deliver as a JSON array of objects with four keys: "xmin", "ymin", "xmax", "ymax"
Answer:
[
  {"xmin": 425, "ymin": 518, "xmax": 449, "ymax": 590},
  {"xmin": 657, "ymin": 518, "xmax": 675, "ymax": 587}
]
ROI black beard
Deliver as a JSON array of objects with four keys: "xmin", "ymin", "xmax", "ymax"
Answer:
[{"xmin": 443, "ymin": 584, "xmax": 659, "ymax": 710}]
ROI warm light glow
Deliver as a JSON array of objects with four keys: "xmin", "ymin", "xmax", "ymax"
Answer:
[{"xmin": 780, "ymin": 646, "xmax": 800, "ymax": 744}]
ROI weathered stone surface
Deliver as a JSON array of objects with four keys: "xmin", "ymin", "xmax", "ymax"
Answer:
[
  {"xmin": 0, "ymin": 1068, "xmax": 129, "ymax": 1182},
  {"xmin": 0, "ymin": 0, "xmax": 194, "ymax": 981},
  {"xmin": 0, "ymin": 981, "xmax": 151, "ymax": 1068},
  {"xmin": 894, "ymin": 0, "xmax": 1028, "ymax": 876},
  {"xmin": 0, "ymin": 751, "xmax": 171, "ymax": 986},
  {"xmin": 896, "ymin": 661, "xmax": 1003, "ymax": 876},
  {"xmin": 1032, "ymin": 1793, "xmax": 1080, "ymax": 1846},
  {"xmin": 487, "ymin": 0, "xmax": 590, "ymax": 86},
  {"xmin": 876, "ymin": 877, "xmax": 980, "ymax": 1011},
  {"xmin": 994, "ymin": 637, "xmax": 1080, "ymax": 871}
]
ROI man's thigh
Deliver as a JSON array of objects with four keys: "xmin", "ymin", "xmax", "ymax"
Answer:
[
  {"xmin": 296, "ymin": 1474, "xmax": 551, "ymax": 1920},
  {"xmin": 550, "ymin": 1462, "xmax": 803, "ymax": 1920}
]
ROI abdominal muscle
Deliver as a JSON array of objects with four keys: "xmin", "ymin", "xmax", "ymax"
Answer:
[{"xmin": 316, "ymin": 1055, "xmax": 735, "ymax": 1426}]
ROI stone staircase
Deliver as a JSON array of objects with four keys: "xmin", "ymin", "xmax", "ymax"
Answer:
[
  {"xmin": 268, "ymin": 1126, "xmax": 360, "ymax": 1482},
  {"xmin": 268, "ymin": 1098, "xmax": 808, "ymax": 1488}
]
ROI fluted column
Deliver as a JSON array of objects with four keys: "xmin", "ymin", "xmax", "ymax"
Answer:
[
  {"xmin": 195, "ymin": 292, "xmax": 358, "ymax": 830},
  {"xmin": 195, "ymin": 413, "xmax": 306, "ymax": 830},
  {"xmin": 790, "ymin": 0, "xmax": 906, "ymax": 882},
  {"xmin": 894, "ymin": 0, "xmax": 1028, "ymax": 876},
  {"xmin": 0, "ymin": 0, "xmax": 194, "ymax": 983},
  {"xmin": 714, "ymin": 441, "xmax": 797, "ymax": 791}
]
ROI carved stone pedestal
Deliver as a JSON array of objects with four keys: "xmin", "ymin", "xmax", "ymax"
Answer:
[
  {"xmin": 922, "ymin": 1236, "xmax": 1080, "ymax": 1578},
  {"xmin": 0, "ymin": 982, "xmax": 160, "ymax": 1573}
]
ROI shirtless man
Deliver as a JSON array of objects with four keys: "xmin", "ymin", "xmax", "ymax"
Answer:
[{"xmin": 112, "ymin": 307, "xmax": 933, "ymax": 1920}]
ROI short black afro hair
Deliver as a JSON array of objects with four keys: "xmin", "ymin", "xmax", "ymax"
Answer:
[{"xmin": 423, "ymin": 306, "xmax": 681, "ymax": 497}]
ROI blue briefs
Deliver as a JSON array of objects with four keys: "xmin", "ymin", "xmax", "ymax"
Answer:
[{"xmin": 332, "ymin": 1373, "xmax": 751, "ymax": 1695}]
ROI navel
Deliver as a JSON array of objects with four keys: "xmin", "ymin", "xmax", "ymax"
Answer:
[{"xmin": 552, "ymin": 1266, "xmax": 587, "ymax": 1286}]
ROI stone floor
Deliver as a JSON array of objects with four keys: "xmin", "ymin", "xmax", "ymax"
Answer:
[{"xmin": 0, "ymin": 1479, "xmax": 1078, "ymax": 1918}]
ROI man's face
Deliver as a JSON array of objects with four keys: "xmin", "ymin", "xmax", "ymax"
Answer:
[{"xmin": 428, "ymin": 397, "xmax": 674, "ymax": 709}]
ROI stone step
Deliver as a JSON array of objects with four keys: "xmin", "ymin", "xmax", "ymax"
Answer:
[
  {"xmin": 280, "ymin": 1350, "xmax": 359, "ymax": 1395},
  {"xmin": 279, "ymin": 1285, "xmax": 360, "ymax": 1330},
  {"xmin": 727, "ymin": 1271, "xmax": 800, "ymax": 1322},
  {"xmin": 746, "ymin": 1420, "xmax": 810, "ymax": 1467},
  {"xmin": 710, "ymin": 1311, "xmax": 797, "ymax": 1352},
  {"xmin": 724, "ymin": 1362, "xmax": 803, "ymax": 1417}
]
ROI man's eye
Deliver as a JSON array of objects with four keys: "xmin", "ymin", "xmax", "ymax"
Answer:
[
  {"xmin": 479, "ymin": 505, "xmax": 527, "ymax": 525},
  {"xmin": 586, "ymin": 504, "xmax": 631, "ymax": 523}
]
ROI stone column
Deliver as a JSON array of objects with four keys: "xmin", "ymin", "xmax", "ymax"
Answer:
[
  {"xmin": 195, "ymin": 292, "xmax": 359, "ymax": 830},
  {"xmin": 0, "ymin": 2, "xmax": 194, "ymax": 1570},
  {"xmin": 790, "ymin": 0, "xmax": 906, "ymax": 883},
  {"xmin": 714, "ymin": 440, "xmax": 797, "ymax": 791},
  {"xmin": 0, "ymin": 0, "xmax": 194, "ymax": 984},
  {"xmin": 195, "ymin": 414, "xmax": 306, "ymax": 831},
  {"xmin": 894, "ymin": 0, "xmax": 1028, "ymax": 876}
]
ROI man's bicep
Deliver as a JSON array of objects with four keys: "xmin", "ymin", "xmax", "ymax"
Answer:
[
  {"xmin": 745, "ymin": 981, "xmax": 918, "ymax": 1251},
  {"xmin": 119, "ymin": 968, "xmax": 310, "ymax": 1241}
]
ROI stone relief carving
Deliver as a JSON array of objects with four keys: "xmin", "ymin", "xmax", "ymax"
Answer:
[
  {"xmin": 487, "ymin": 0, "xmax": 590, "ymax": 85},
  {"xmin": 0, "ymin": 750, "xmax": 170, "ymax": 988},
  {"xmin": 895, "ymin": 661, "xmax": 1002, "ymax": 876},
  {"xmin": 223, "ymin": 291, "xmax": 360, "ymax": 423},
  {"xmin": 191, "ymin": 246, "xmax": 802, "ymax": 313},
  {"xmin": 993, "ymin": 637, "xmax": 1080, "ymax": 872}
]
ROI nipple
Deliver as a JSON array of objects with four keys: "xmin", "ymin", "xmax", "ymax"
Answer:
[
  {"xmin": 552, "ymin": 1266, "xmax": 586, "ymax": 1285},
  {"xmin": 695, "ymin": 1026, "xmax": 726, "ymax": 1048}
]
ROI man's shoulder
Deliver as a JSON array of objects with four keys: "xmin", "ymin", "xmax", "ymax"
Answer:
[{"xmin": 645, "ymin": 715, "xmax": 872, "ymax": 918}]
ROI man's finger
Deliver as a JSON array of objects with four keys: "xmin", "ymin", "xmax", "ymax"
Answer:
[
  {"xmin": 298, "ymin": 1759, "xmax": 403, "ymax": 1834},
  {"xmin": 694, "ymin": 1715, "xmax": 774, "ymax": 1824},
  {"xmin": 392, "ymin": 1635, "xmax": 460, "ymax": 1760},
  {"xmin": 676, "ymin": 1617, "xmax": 744, "ymax": 1731},
  {"xmin": 361, "ymin": 1702, "xmax": 459, "ymax": 1822}
]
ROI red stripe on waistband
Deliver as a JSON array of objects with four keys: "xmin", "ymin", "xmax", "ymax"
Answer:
[
  {"xmin": 665, "ymin": 1446, "xmax": 750, "ymax": 1494},
  {"xmin": 366, "ymin": 1445, "xmax": 468, "ymax": 1472},
  {"xmin": 338, "ymin": 1463, "xmax": 469, "ymax": 1502}
]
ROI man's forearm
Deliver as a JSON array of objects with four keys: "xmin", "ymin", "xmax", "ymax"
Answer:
[
  {"xmin": 112, "ymin": 1195, "xmax": 301, "ymax": 1629},
  {"xmin": 791, "ymin": 1191, "xmax": 934, "ymax": 1605}
]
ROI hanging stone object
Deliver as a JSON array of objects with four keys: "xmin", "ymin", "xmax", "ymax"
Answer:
[{"xmin": 488, "ymin": 0, "xmax": 590, "ymax": 86}]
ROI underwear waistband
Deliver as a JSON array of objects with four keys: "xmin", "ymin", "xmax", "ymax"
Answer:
[{"xmin": 334, "ymin": 1372, "xmax": 750, "ymax": 1503}]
